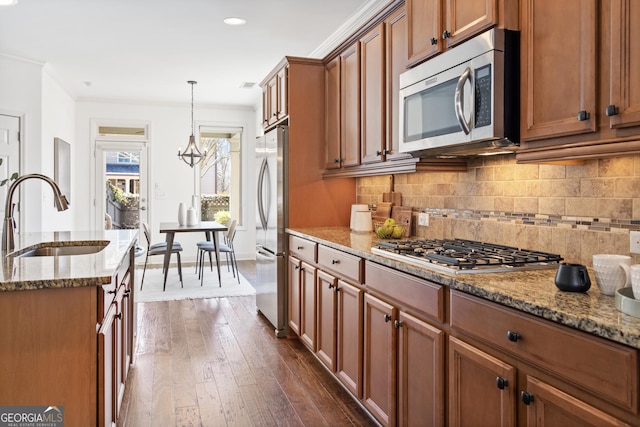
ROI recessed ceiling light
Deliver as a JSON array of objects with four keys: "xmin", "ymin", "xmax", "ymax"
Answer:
[
  {"xmin": 223, "ymin": 17, "xmax": 246, "ymax": 26},
  {"xmin": 0, "ymin": 0, "xmax": 18, "ymax": 6}
]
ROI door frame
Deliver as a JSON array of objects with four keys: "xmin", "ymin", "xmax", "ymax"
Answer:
[{"xmin": 90, "ymin": 120, "xmax": 151, "ymax": 231}]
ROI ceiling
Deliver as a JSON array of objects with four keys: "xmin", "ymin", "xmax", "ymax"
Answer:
[{"xmin": 0, "ymin": 0, "xmax": 385, "ymax": 107}]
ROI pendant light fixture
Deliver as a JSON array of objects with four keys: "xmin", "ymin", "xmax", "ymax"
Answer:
[{"xmin": 178, "ymin": 80, "xmax": 207, "ymax": 167}]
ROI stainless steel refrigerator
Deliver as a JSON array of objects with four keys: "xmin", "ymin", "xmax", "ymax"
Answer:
[{"xmin": 255, "ymin": 125, "xmax": 288, "ymax": 337}]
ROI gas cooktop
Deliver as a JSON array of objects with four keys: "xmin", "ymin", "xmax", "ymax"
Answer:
[{"xmin": 371, "ymin": 238, "xmax": 563, "ymax": 275}]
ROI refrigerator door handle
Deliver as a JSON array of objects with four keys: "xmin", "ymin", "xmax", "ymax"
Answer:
[{"xmin": 257, "ymin": 157, "xmax": 269, "ymax": 231}]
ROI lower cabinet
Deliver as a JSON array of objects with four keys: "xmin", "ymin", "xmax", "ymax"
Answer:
[{"xmin": 449, "ymin": 290, "xmax": 637, "ymax": 426}]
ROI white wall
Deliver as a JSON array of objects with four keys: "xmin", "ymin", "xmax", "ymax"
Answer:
[
  {"xmin": 75, "ymin": 99, "xmax": 258, "ymax": 261},
  {"xmin": 0, "ymin": 54, "xmax": 76, "ymax": 233}
]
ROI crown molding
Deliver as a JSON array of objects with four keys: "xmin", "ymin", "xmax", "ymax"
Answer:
[{"xmin": 308, "ymin": 0, "xmax": 391, "ymax": 58}]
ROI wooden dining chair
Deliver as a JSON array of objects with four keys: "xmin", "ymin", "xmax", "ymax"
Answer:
[
  {"xmin": 196, "ymin": 219, "xmax": 239, "ymax": 286},
  {"xmin": 140, "ymin": 221, "xmax": 184, "ymax": 291}
]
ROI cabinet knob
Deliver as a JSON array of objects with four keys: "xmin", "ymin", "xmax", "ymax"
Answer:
[
  {"xmin": 606, "ymin": 105, "xmax": 619, "ymax": 116},
  {"xmin": 430, "ymin": 37, "xmax": 438, "ymax": 45},
  {"xmin": 521, "ymin": 391, "xmax": 534, "ymax": 405},
  {"xmin": 114, "ymin": 312, "xmax": 122, "ymax": 320},
  {"xmin": 496, "ymin": 377, "xmax": 508, "ymax": 390},
  {"xmin": 294, "ymin": 265, "xmax": 300, "ymax": 270},
  {"xmin": 334, "ymin": 158, "xmax": 341, "ymax": 164},
  {"xmin": 108, "ymin": 289, "xmax": 117, "ymax": 294},
  {"xmin": 297, "ymin": 246, "xmax": 304, "ymax": 250},
  {"xmin": 394, "ymin": 320, "xmax": 403, "ymax": 328},
  {"xmin": 577, "ymin": 110, "xmax": 590, "ymax": 121},
  {"xmin": 334, "ymin": 286, "xmax": 340, "ymax": 293},
  {"xmin": 272, "ymin": 113, "xmax": 277, "ymax": 117},
  {"xmin": 332, "ymin": 260, "xmax": 340, "ymax": 265},
  {"xmin": 384, "ymin": 314, "xmax": 392, "ymax": 322},
  {"xmin": 442, "ymin": 30, "xmax": 451, "ymax": 39},
  {"xmin": 507, "ymin": 330, "xmax": 521, "ymax": 342},
  {"xmin": 328, "ymin": 283, "xmax": 334, "ymax": 289},
  {"xmin": 124, "ymin": 289, "xmax": 131, "ymax": 297}
]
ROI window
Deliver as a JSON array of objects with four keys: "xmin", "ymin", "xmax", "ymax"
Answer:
[{"xmin": 199, "ymin": 126, "xmax": 242, "ymax": 225}]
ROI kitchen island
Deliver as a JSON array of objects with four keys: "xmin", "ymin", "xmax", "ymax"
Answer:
[
  {"xmin": 0, "ymin": 229, "xmax": 138, "ymax": 427},
  {"xmin": 287, "ymin": 227, "xmax": 640, "ymax": 426}
]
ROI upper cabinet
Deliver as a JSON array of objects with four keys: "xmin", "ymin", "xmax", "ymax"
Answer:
[
  {"xmin": 407, "ymin": 0, "xmax": 511, "ymax": 67},
  {"xmin": 516, "ymin": 0, "xmax": 640, "ymax": 163},
  {"xmin": 360, "ymin": 23, "xmax": 386, "ymax": 165},
  {"xmin": 261, "ymin": 62, "xmax": 288, "ymax": 129}
]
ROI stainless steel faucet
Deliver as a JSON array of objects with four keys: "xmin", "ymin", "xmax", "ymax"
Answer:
[{"xmin": 2, "ymin": 173, "xmax": 69, "ymax": 251}]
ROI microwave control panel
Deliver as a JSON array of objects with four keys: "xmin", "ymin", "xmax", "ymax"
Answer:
[{"xmin": 475, "ymin": 64, "xmax": 492, "ymax": 128}]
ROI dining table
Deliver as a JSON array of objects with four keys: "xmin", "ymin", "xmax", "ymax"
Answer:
[{"xmin": 159, "ymin": 221, "xmax": 228, "ymax": 289}]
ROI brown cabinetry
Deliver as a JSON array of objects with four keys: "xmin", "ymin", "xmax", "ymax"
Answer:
[
  {"xmin": 406, "ymin": 0, "xmax": 505, "ymax": 67},
  {"xmin": 340, "ymin": 43, "xmax": 361, "ymax": 168},
  {"xmin": 364, "ymin": 261, "xmax": 445, "ymax": 427},
  {"xmin": 517, "ymin": 0, "xmax": 640, "ymax": 163},
  {"xmin": 325, "ymin": 56, "xmax": 342, "ymax": 170},
  {"xmin": 360, "ymin": 23, "xmax": 386, "ymax": 165},
  {"xmin": 0, "ymin": 245, "xmax": 136, "ymax": 427},
  {"xmin": 261, "ymin": 64, "xmax": 288, "ymax": 128},
  {"xmin": 449, "ymin": 290, "xmax": 638, "ymax": 426}
]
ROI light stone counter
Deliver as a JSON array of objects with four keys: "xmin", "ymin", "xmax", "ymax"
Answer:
[
  {"xmin": 0, "ymin": 229, "xmax": 138, "ymax": 291},
  {"xmin": 288, "ymin": 227, "xmax": 640, "ymax": 349}
]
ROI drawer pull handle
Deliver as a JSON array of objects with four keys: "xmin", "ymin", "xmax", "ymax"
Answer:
[
  {"xmin": 496, "ymin": 377, "xmax": 508, "ymax": 390},
  {"xmin": 394, "ymin": 320, "xmax": 403, "ymax": 329},
  {"xmin": 114, "ymin": 312, "xmax": 122, "ymax": 320},
  {"xmin": 521, "ymin": 391, "xmax": 534, "ymax": 405},
  {"xmin": 384, "ymin": 314, "xmax": 392, "ymax": 323},
  {"xmin": 124, "ymin": 289, "xmax": 131, "ymax": 297},
  {"xmin": 332, "ymin": 260, "xmax": 340, "ymax": 265},
  {"xmin": 507, "ymin": 331, "xmax": 521, "ymax": 342}
]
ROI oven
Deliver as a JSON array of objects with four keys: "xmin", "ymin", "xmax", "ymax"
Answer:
[{"xmin": 371, "ymin": 238, "xmax": 563, "ymax": 275}]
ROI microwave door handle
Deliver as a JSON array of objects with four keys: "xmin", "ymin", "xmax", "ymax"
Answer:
[{"xmin": 454, "ymin": 67, "xmax": 474, "ymax": 135}]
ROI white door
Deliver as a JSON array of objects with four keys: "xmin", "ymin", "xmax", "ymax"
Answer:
[
  {"xmin": 95, "ymin": 142, "xmax": 149, "ymax": 231},
  {"xmin": 0, "ymin": 114, "xmax": 20, "ymax": 232}
]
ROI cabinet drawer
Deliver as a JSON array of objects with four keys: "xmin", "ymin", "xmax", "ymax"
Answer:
[
  {"xmin": 289, "ymin": 235, "xmax": 317, "ymax": 264},
  {"xmin": 317, "ymin": 245, "xmax": 363, "ymax": 284},
  {"xmin": 450, "ymin": 290, "xmax": 638, "ymax": 412},
  {"xmin": 365, "ymin": 261, "xmax": 444, "ymax": 323}
]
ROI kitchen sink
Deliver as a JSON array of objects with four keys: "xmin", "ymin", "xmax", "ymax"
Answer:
[{"xmin": 8, "ymin": 241, "xmax": 109, "ymax": 257}]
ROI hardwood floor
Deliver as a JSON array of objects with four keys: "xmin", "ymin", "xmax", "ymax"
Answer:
[{"xmin": 118, "ymin": 260, "xmax": 377, "ymax": 426}]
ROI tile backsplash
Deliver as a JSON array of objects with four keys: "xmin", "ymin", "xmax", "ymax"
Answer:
[{"xmin": 356, "ymin": 154, "xmax": 640, "ymax": 266}]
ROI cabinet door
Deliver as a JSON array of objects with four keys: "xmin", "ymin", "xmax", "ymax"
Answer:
[
  {"xmin": 397, "ymin": 311, "xmax": 445, "ymax": 427},
  {"xmin": 385, "ymin": 6, "xmax": 412, "ymax": 161},
  {"xmin": 363, "ymin": 293, "xmax": 396, "ymax": 427},
  {"xmin": 277, "ymin": 65, "xmax": 288, "ymax": 121},
  {"xmin": 300, "ymin": 261, "xmax": 317, "ymax": 351},
  {"xmin": 340, "ymin": 43, "xmax": 361, "ymax": 168},
  {"xmin": 520, "ymin": 0, "xmax": 597, "ymax": 141},
  {"xmin": 267, "ymin": 76, "xmax": 278, "ymax": 126},
  {"xmin": 443, "ymin": 0, "xmax": 497, "ymax": 49},
  {"xmin": 522, "ymin": 376, "xmax": 629, "ymax": 427},
  {"xmin": 262, "ymin": 85, "xmax": 269, "ymax": 128},
  {"xmin": 448, "ymin": 336, "xmax": 516, "ymax": 427},
  {"xmin": 98, "ymin": 303, "xmax": 118, "ymax": 427},
  {"xmin": 406, "ymin": 0, "xmax": 441, "ymax": 66},
  {"xmin": 336, "ymin": 280, "xmax": 363, "ymax": 398},
  {"xmin": 325, "ymin": 56, "xmax": 342, "ymax": 169},
  {"xmin": 287, "ymin": 256, "xmax": 302, "ymax": 336},
  {"xmin": 316, "ymin": 269, "xmax": 337, "ymax": 371},
  {"xmin": 360, "ymin": 23, "xmax": 386, "ymax": 165},
  {"xmin": 608, "ymin": 0, "xmax": 640, "ymax": 129}
]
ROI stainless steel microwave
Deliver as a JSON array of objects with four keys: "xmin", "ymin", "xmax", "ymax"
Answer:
[{"xmin": 399, "ymin": 28, "xmax": 519, "ymax": 157}]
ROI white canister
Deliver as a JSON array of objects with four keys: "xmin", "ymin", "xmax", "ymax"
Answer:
[
  {"xmin": 350, "ymin": 204, "xmax": 370, "ymax": 231},
  {"xmin": 186, "ymin": 207, "xmax": 198, "ymax": 226},
  {"xmin": 177, "ymin": 202, "xmax": 186, "ymax": 226},
  {"xmin": 353, "ymin": 210, "xmax": 373, "ymax": 233}
]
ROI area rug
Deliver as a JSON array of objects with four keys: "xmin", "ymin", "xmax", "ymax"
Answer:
[{"xmin": 135, "ymin": 265, "xmax": 256, "ymax": 303}]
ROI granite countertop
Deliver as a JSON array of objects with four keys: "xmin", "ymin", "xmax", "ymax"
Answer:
[
  {"xmin": 287, "ymin": 227, "xmax": 640, "ymax": 350},
  {"xmin": 0, "ymin": 229, "xmax": 139, "ymax": 291}
]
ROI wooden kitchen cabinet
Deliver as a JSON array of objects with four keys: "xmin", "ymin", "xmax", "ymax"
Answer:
[
  {"xmin": 450, "ymin": 290, "xmax": 638, "ymax": 426},
  {"xmin": 261, "ymin": 64, "xmax": 288, "ymax": 128},
  {"xmin": 299, "ymin": 261, "xmax": 317, "ymax": 351},
  {"xmin": 406, "ymin": 0, "xmax": 510, "ymax": 67},
  {"xmin": 364, "ymin": 261, "xmax": 445, "ymax": 427},
  {"xmin": 385, "ymin": 6, "xmax": 412, "ymax": 162},
  {"xmin": 287, "ymin": 255, "xmax": 302, "ymax": 336},
  {"xmin": 340, "ymin": 43, "xmax": 361, "ymax": 168},
  {"xmin": 316, "ymin": 269, "xmax": 338, "ymax": 370},
  {"xmin": 517, "ymin": 0, "xmax": 640, "ymax": 163},
  {"xmin": 325, "ymin": 56, "xmax": 342, "ymax": 169},
  {"xmin": 360, "ymin": 23, "xmax": 386, "ymax": 165},
  {"xmin": 0, "ymin": 245, "xmax": 136, "ymax": 427}
]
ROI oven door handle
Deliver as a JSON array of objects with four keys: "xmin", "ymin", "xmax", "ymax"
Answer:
[{"xmin": 454, "ymin": 66, "xmax": 474, "ymax": 135}]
